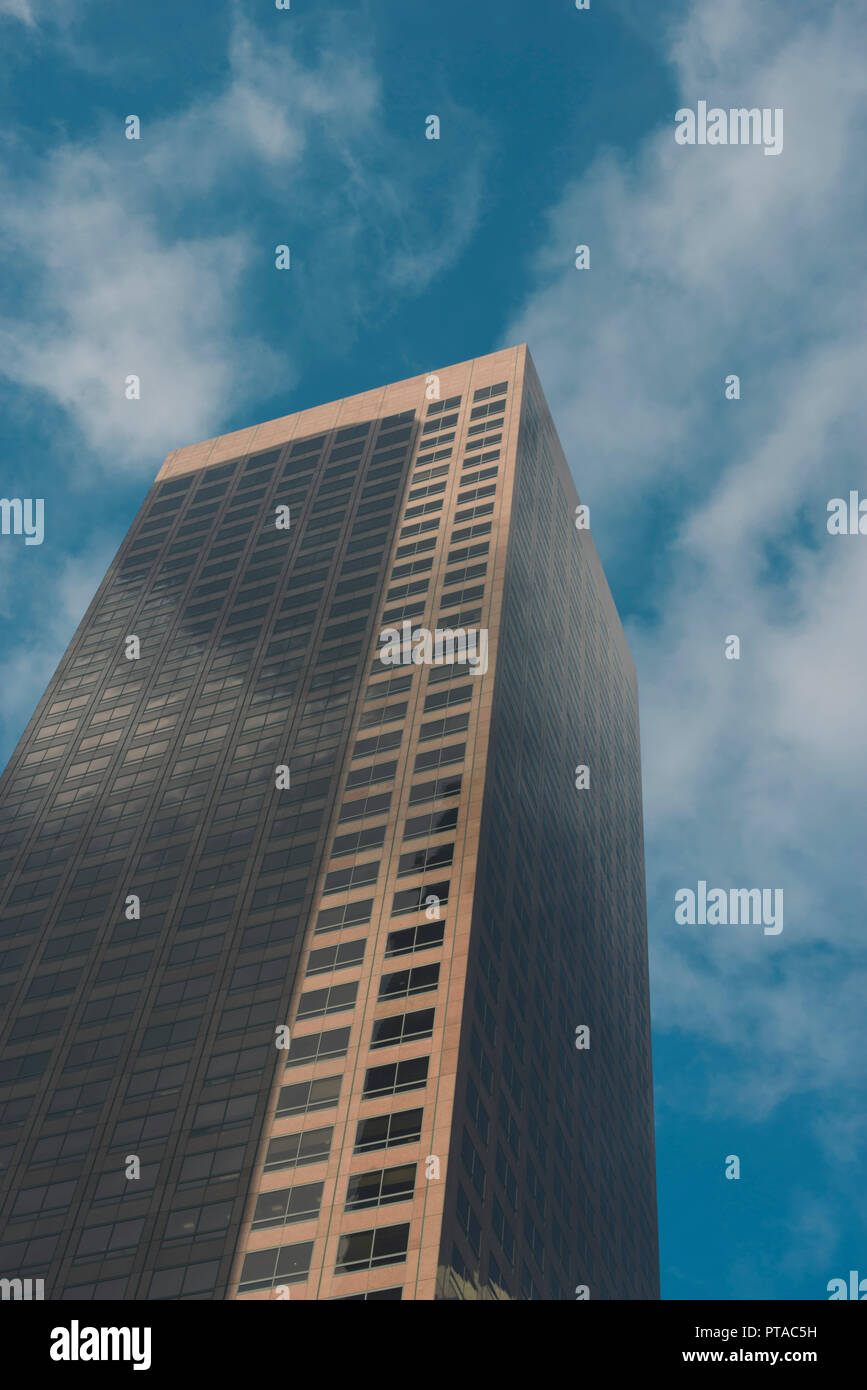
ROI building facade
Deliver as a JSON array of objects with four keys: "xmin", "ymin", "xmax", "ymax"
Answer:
[{"xmin": 0, "ymin": 345, "xmax": 658, "ymax": 1300}]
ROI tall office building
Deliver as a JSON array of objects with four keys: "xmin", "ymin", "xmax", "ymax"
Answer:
[{"xmin": 0, "ymin": 345, "xmax": 658, "ymax": 1301}]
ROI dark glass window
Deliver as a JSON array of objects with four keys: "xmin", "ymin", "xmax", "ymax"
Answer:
[
  {"xmin": 297, "ymin": 981, "xmax": 358, "ymax": 1018},
  {"xmin": 285, "ymin": 1026, "xmax": 350, "ymax": 1067},
  {"xmin": 305, "ymin": 939, "xmax": 366, "ymax": 975},
  {"xmin": 362, "ymin": 1056, "xmax": 429, "ymax": 1099},
  {"xmin": 264, "ymin": 1127, "xmax": 332, "ymax": 1172},
  {"xmin": 238, "ymin": 1241, "xmax": 314, "ymax": 1292},
  {"xmin": 384, "ymin": 921, "xmax": 445, "ymax": 957},
  {"xmin": 378, "ymin": 963, "xmax": 440, "ymax": 1001},
  {"xmin": 276, "ymin": 1076, "xmax": 341, "ymax": 1117},
  {"xmin": 345, "ymin": 1164, "xmax": 415, "ymax": 1212},
  {"xmin": 251, "ymin": 1183, "xmax": 323, "ymax": 1229},
  {"xmin": 334, "ymin": 1223, "xmax": 410, "ymax": 1274},
  {"xmin": 353, "ymin": 1108, "xmax": 423, "ymax": 1153},
  {"xmin": 370, "ymin": 1007, "xmax": 435, "ymax": 1049}
]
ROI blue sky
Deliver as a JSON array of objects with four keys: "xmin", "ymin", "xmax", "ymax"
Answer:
[{"xmin": 1, "ymin": 0, "xmax": 865, "ymax": 1300}]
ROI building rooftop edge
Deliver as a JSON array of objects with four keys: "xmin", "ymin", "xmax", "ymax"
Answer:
[{"xmin": 156, "ymin": 345, "xmax": 530, "ymax": 482}]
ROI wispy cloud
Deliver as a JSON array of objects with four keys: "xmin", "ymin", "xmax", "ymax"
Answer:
[
  {"xmin": 0, "ymin": 0, "xmax": 89, "ymax": 28},
  {"xmin": 0, "ymin": 9, "xmax": 489, "ymax": 770},
  {"xmin": 0, "ymin": 0, "xmax": 37, "ymax": 24},
  {"xmin": 0, "ymin": 178, "xmax": 277, "ymax": 471},
  {"xmin": 506, "ymin": 0, "xmax": 867, "ymax": 1136},
  {"xmin": 0, "ymin": 13, "xmax": 487, "ymax": 477}
]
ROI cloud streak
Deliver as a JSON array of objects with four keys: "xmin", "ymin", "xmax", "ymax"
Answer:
[
  {"xmin": 0, "ymin": 14, "xmax": 487, "ymax": 477},
  {"xmin": 505, "ymin": 0, "xmax": 867, "ymax": 1139}
]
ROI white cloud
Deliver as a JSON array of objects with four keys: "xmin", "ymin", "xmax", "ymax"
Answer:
[
  {"xmin": 0, "ymin": 0, "xmax": 36, "ymax": 24},
  {"xmin": 0, "ymin": 16, "xmax": 486, "ymax": 477},
  {"xmin": 0, "ymin": 12, "xmax": 488, "ymax": 784},
  {"xmin": 506, "ymin": 0, "xmax": 867, "ymax": 1126},
  {"xmin": 0, "ymin": 23, "xmax": 336, "ymax": 472},
  {"xmin": 0, "ymin": 168, "xmax": 280, "ymax": 471},
  {"xmin": 140, "ymin": 24, "xmax": 380, "ymax": 195},
  {"xmin": 0, "ymin": 0, "xmax": 89, "ymax": 27}
]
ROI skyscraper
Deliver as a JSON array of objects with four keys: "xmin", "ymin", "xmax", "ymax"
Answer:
[{"xmin": 0, "ymin": 345, "xmax": 658, "ymax": 1301}]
